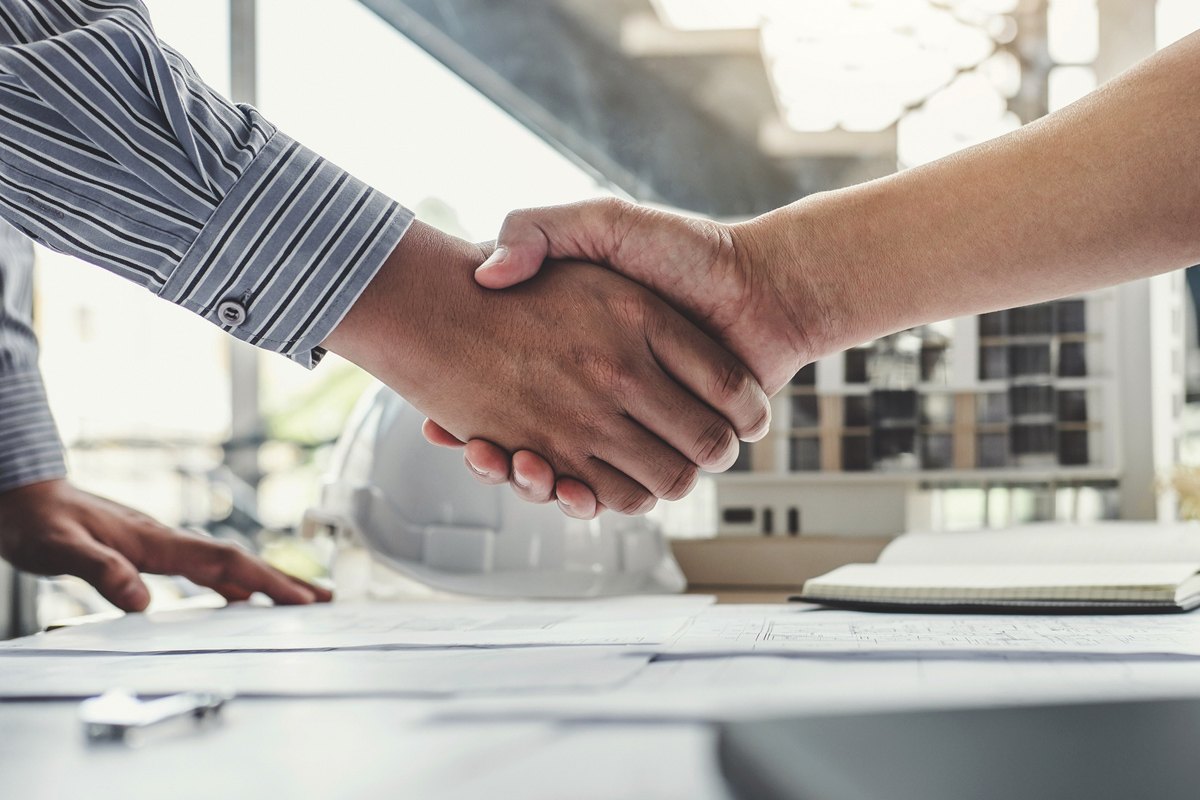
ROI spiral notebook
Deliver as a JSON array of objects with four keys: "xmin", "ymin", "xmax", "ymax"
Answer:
[{"xmin": 796, "ymin": 523, "xmax": 1200, "ymax": 613}]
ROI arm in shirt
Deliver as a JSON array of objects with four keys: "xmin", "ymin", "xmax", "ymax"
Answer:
[
  {"xmin": 0, "ymin": 0, "xmax": 768, "ymax": 517},
  {"xmin": 0, "ymin": 0, "xmax": 412, "ymax": 368},
  {"xmin": 0, "ymin": 220, "xmax": 65, "ymax": 492}
]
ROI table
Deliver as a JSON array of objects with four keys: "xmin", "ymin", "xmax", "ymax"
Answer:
[{"xmin": 6, "ymin": 599, "xmax": 1200, "ymax": 799}]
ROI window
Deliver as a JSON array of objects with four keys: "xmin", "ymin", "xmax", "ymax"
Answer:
[
  {"xmin": 1009, "ymin": 344, "xmax": 1052, "ymax": 377},
  {"xmin": 842, "ymin": 435, "xmax": 872, "ymax": 471},
  {"xmin": 790, "ymin": 363, "xmax": 816, "ymax": 386},
  {"xmin": 921, "ymin": 433, "xmax": 953, "ymax": 469},
  {"xmin": 1059, "ymin": 341, "xmax": 1088, "ymax": 377},
  {"xmin": 1059, "ymin": 430, "xmax": 1090, "ymax": 465},
  {"xmin": 1012, "ymin": 424, "xmax": 1056, "ymax": 455},
  {"xmin": 722, "ymin": 507, "xmax": 755, "ymax": 525},
  {"xmin": 874, "ymin": 428, "xmax": 916, "ymax": 463},
  {"xmin": 1011, "ymin": 385, "xmax": 1055, "ymax": 418},
  {"xmin": 1009, "ymin": 303, "xmax": 1054, "ymax": 335},
  {"xmin": 1056, "ymin": 299, "xmax": 1086, "ymax": 333},
  {"xmin": 979, "ymin": 310, "xmax": 1007, "ymax": 337},
  {"xmin": 979, "ymin": 345, "xmax": 1008, "ymax": 380},
  {"xmin": 786, "ymin": 507, "xmax": 801, "ymax": 536},
  {"xmin": 791, "ymin": 394, "xmax": 820, "ymax": 428},
  {"xmin": 843, "ymin": 395, "xmax": 871, "ymax": 428},
  {"xmin": 977, "ymin": 432, "xmax": 1009, "ymax": 467},
  {"xmin": 920, "ymin": 345, "xmax": 948, "ymax": 383},
  {"xmin": 1057, "ymin": 390, "xmax": 1088, "ymax": 423},
  {"xmin": 789, "ymin": 437, "xmax": 821, "ymax": 471},
  {"xmin": 921, "ymin": 393, "xmax": 954, "ymax": 425},
  {"xmin": 977, "ymin": 392, "xmax": 1010, "ymax": 424},
  {"xmin": 844, "ymin": 348, "xmax": 869, "ymax": 383},
  {"xmin": 873, "ymin": 390, "xmax": 918, "ymax": 423}
]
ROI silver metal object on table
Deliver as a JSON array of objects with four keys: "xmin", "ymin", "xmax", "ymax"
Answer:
[{"xmin": 79, "ymin": 689, "xmax": 231, "ymax": 742}]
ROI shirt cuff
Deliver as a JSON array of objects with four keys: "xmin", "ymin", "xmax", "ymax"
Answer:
[
  {"xmin": 0, "ymin": 367, "xmax": 67, "ymax": 493},
  {"xmin": 159, "ymin": 128, "xmax": 414, "ymax": 369}
]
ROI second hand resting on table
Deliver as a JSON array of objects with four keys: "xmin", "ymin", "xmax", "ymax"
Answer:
[{"xmin": 426, "ymin": 27, "xmax": 1200, "ymax": 518}]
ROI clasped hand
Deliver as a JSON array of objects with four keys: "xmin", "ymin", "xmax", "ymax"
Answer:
[
  {"xmin": 325, "ymin": 219, "xmax": 773, "ymax": 517},
  {"xmin": 406, "ymin": 201, "xmax": 813, "ymax": 518}
]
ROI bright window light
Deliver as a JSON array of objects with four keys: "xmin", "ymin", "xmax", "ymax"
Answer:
[
  {"xmin": 1048, "ymin": 66, "xmax": 1097, "ymax": 112},
  {"xmin": 1047, "ymin": 0, "xmax": 1100, "ymax": 64},
  {"xmin": 1157, "ymin": 0, "xmax": 1200, "ymax": 50},
  {"xmin": 758, "ymin": 0, "xmax": 1006, "ymax": 132}
]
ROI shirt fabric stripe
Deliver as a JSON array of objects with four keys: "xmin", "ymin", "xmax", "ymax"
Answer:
[{"xmin": 0, "ymin": 0, "xmax": 414, "ymax": 491}]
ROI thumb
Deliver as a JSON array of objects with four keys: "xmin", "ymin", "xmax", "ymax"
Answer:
[
  {"xmin": 474, "ymin": 234, "xmax": 549, "ymax": 290},
  {"xmin": 475, "ymin": 198, "xmax": 636, "ymax": 289}
]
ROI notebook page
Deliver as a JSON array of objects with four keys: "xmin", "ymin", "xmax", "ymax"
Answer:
[
  {"xmin": 877, "ymin": 523, "xmax": 1200, "ymax": 567},
  {"xmin": 803, "ymin": 562, "xmax": 1200, "ymax": 603}
]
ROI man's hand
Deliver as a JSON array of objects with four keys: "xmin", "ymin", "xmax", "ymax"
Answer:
[
  {"xmin": 472, "ymin": 199, "xmax": 813, "ymax": 394},
  {"xmin": 0, "ymin": 479, "xmax": 330, "ymax": 612},
  {"xmin": 423, "ymin": 199, "xmax": 818, "ymax": 516},
  {"xmin": 322, "ymin": 220, "xmax": 770, "ymax": 517}
]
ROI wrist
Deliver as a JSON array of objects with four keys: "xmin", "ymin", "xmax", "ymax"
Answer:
[
  {"xmin": 738, "ymin": 181, "xmax": 920, "ymax": 362},
  {"xmin": 731, "ymin": 198, "xmax": 858, "ymax": 365},
  {"xmin": 321, "ymin": 221, "xmax": 488, "ymax": 391},
  {"xmin": 0, "ymin": 477, "xmax": 66, "ymax": 506}
]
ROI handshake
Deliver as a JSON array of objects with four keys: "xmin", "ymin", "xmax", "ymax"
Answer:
[
  {"xmin": 324, "ymin": 31, "xmax": 1200, "ymax": 519},
  {"xmin": 326, "ymin": 198, "xmax": 817, "ymax": 519}
]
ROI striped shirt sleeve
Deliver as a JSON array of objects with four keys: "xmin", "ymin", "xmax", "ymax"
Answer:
[
  {"xmin": 0, "ymin": 0, "xmax": 413, "ymax": 368},
  {"xmin": 0, "ymin": 221, "xmax": 66, "ymax": 492}
]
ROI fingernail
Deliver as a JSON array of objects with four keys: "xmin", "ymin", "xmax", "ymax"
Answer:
[
  {"xmin": 512, "ymin": 467, "xmax": 531, "ymax": 489},
  {"xmin": 466, "ymin": 459, "xmax": 492, "ymax": 479},
  {"xmin": 476, "ymin": 246, "xmax": 508, "ymax": 275},
  {"xmin": 557, "ymin": 496, "xmax": 575, "ymax": 516}
]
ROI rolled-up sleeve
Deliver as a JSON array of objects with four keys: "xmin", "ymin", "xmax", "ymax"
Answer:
[
  {"xmin": 0, "ymin": 222, "xmax": 65, "ymax": 492},
  {"xmin": 0, "ymin": 0, "xmax": 412, "ymax": 367}
]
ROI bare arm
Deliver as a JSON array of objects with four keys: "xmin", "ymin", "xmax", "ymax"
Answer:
[
  {"xmin": 755, "ymin": 28, "xmax": 1200, "ymax": 358},
  {"xmin": 452, "ymin": 30, "xmax": 1200, "ymax": 511}
]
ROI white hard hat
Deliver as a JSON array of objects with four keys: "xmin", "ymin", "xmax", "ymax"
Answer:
[{"xmin": 303, "ymin": 384, "xmax": 686, "ymax": 599}]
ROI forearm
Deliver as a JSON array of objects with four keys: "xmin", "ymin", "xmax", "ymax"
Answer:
[
  {"xmin": 321, "ymin": 220, "xmax": 486, "ymax": 395},
  {"xmin": 0, "ymin": 1, "xmax": 411, "ymax": 368},
  {"xmin": 751, "ymin": 30, "xmax": 1200, "ymax": 358}
]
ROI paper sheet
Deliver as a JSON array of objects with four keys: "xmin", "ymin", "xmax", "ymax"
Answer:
[
  {"xmin": 662, "ymin": 605, "xmax": 1200, "ymax": 655},
  {"xmin": 2, "ymin": 596, "xmax": 713, "ymax": 654},
  {"xmin": 880, "ymin": 524, "xmax": 1200, "ymax": 566},
  {"xmin": 424, "ymin": 650, "xmax": 1200, "ymax": 724},
  {"xmin": 0, "ymin": 646, "xmax": 651, "ymax": 699}
]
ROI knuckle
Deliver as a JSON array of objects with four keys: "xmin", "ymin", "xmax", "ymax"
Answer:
[
  {"xmin": 212, "ymin": 541, "xmax": 243, "ymax": 569},
  {"xmin": 598, "ymin": 196, "xmax": 631, "ymax": 217},
  {"xmin": 612, "ymin": 486, "xmax": 656, "ymax": 516},
  {"xmin": 658, "ymin": 461, "xmax": 700, "ymax": 502},
  {"xmin": 90, "ymin": 550, "xmax": 128, "ymax": 581},
  {"xmin": 695, "ymin": 417, "xmax": 738, "ymax": 469},
  {"xmin": 607, "ymin": 291, "xmax": 648, "ymax": 330},
  {"xmin": 501, "ymin": 208, "xmax": 530, "ymax": 229},
  {"xmin": 713, "ymin": 360, "xmax": 755, "ymax": 407},
  {"xmin": 582, "ymin": 351, "xmax": 635, "ymax": 399}
]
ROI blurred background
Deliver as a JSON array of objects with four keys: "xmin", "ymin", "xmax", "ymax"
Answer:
[{"xmin": 21, "ymin": 0, "xmax": 1200, "ymax": 622}]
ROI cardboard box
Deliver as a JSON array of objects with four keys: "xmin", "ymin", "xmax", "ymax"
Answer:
[{"xmin": 671, "ymin": 535, "xmax": 892, "ymax": 591}]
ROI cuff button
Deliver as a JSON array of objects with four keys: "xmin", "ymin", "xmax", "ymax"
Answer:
[{"xmin": 217, "ymin": 299, "xmax": 248, "ymax": 327}]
